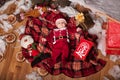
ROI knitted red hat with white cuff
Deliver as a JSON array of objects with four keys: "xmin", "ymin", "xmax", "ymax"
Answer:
[{"xmin": 55, "ymin": 18, "xmax": 67, "ymax": 26}]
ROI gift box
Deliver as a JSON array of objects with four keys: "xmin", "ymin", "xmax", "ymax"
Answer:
[
  {"xmin": 73, "ymin": 38, "xmax": 93, "ymax": 60},
  {"xmin": 106, "ymin": 21, "xmax": 120, "ymax": 55}
]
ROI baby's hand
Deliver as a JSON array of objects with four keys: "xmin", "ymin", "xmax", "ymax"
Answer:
[{"xmin": 42, "ymin": 38, "xmax": 47, "ymax": 42}]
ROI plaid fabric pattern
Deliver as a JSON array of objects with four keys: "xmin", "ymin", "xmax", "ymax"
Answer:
[
  {"xmin": 25, "ymin": 17, "xmax": 42, "ymax": 43},
  {"xmin": 22, "ymin": 11, "xmax": 106, "ymax": 78}
]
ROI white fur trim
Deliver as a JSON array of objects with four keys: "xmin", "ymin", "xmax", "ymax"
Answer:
[
  {"xmin": 55, "ymin": 18, "xmax": 67, "ymax": 26},
  {"xmin": 54, "ymin": 27, "xmax": 66, "ymax": 31}
]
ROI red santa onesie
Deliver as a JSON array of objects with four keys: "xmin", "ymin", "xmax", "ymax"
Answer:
[{"xmin": 47, "ymin": 18, "xmax": 69, "ymax": 65}]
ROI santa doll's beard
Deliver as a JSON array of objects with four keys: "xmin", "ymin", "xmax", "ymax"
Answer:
[
  {"xmin": 27, "ymin": 44, "xmax": 32, "ymax": 50},
  {"xmin": 21, "ymin": 36, "xmax": 34, "ymax": 49},
  {"xmin": 23, "ymin": 40, "xmax": 33, "ymax": 49}
]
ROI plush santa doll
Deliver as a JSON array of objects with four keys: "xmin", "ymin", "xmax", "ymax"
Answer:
[
  {"xmin": 20, "ymin": 34, "xmax": 40, "ymax": 57},
  {"xmin": 20, "ymin": 34, "xmax": 51, "ymax": 76},
  {"xmin": 47, "ymin": 17, "xmax": 69, "ymax": 65}
]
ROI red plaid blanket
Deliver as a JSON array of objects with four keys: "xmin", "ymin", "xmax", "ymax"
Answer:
[{"xmin": 22, "ymin": 11, "xmax": 106, "ymax": 78}]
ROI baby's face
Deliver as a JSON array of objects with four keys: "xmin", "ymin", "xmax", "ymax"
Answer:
[{"xmin": 56, "ymin": 19, "xmax": 66, "ymax": 29}]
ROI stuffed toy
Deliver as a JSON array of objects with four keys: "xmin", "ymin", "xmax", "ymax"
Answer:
[
  {"xmin": 46, "ymin": 17, "xmax": 69, "ymax": 66},
  {"xmin": 20, "ymin": 34, "xmax": 40, "ymax": 57},
  {"xmin": 20, "ymin": 34, "xmax": 50, "ymax": 62},
  {"xmin": 20, "ymin": 34, "xmax": 51, "ymax": 76}
]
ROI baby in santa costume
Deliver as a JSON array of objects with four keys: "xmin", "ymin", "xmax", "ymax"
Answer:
[{"xmin": 47, "ymin": 17, "xmax": 70, "ymax": 66}]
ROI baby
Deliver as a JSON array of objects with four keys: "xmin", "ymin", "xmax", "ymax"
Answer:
[{"xmin": 48, "ymin": 18, "xmax": 69, "ymax": 65}]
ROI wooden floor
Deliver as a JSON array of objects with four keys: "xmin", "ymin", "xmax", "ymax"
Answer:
[{"xmin": 0, "ymin": 19, "xmax": 119, "ymax": 80}]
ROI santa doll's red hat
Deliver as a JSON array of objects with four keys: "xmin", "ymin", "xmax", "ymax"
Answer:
[{"xmin": 19, "ymin": 34, "xmax": 26, "ymax": 40}]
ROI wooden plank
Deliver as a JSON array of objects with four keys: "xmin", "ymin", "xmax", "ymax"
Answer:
[
  {"xmin": 6, "ymin": 72, "xmax": 14, "ymax": 80},
  {"xmin": 0, "ymin": 43, "xmax": 16, "ymax": 80}
]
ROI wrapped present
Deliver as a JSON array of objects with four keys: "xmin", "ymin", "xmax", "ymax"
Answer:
[
  {"xmin": 73, "ymin": 38, "xmax": 93, "ymax": 60},
  {"xmin": 106, "ymin": 20, "xmax": 120, "ymax": 55}
]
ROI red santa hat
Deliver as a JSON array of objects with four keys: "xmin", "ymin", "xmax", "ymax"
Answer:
[
  {"xmin": 19, "ymin": 34, "xmax": 26, "ymax": 40},
  {"xmin": 55, "ymin": 18, "xmax": 67, "ymax": 26}
]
